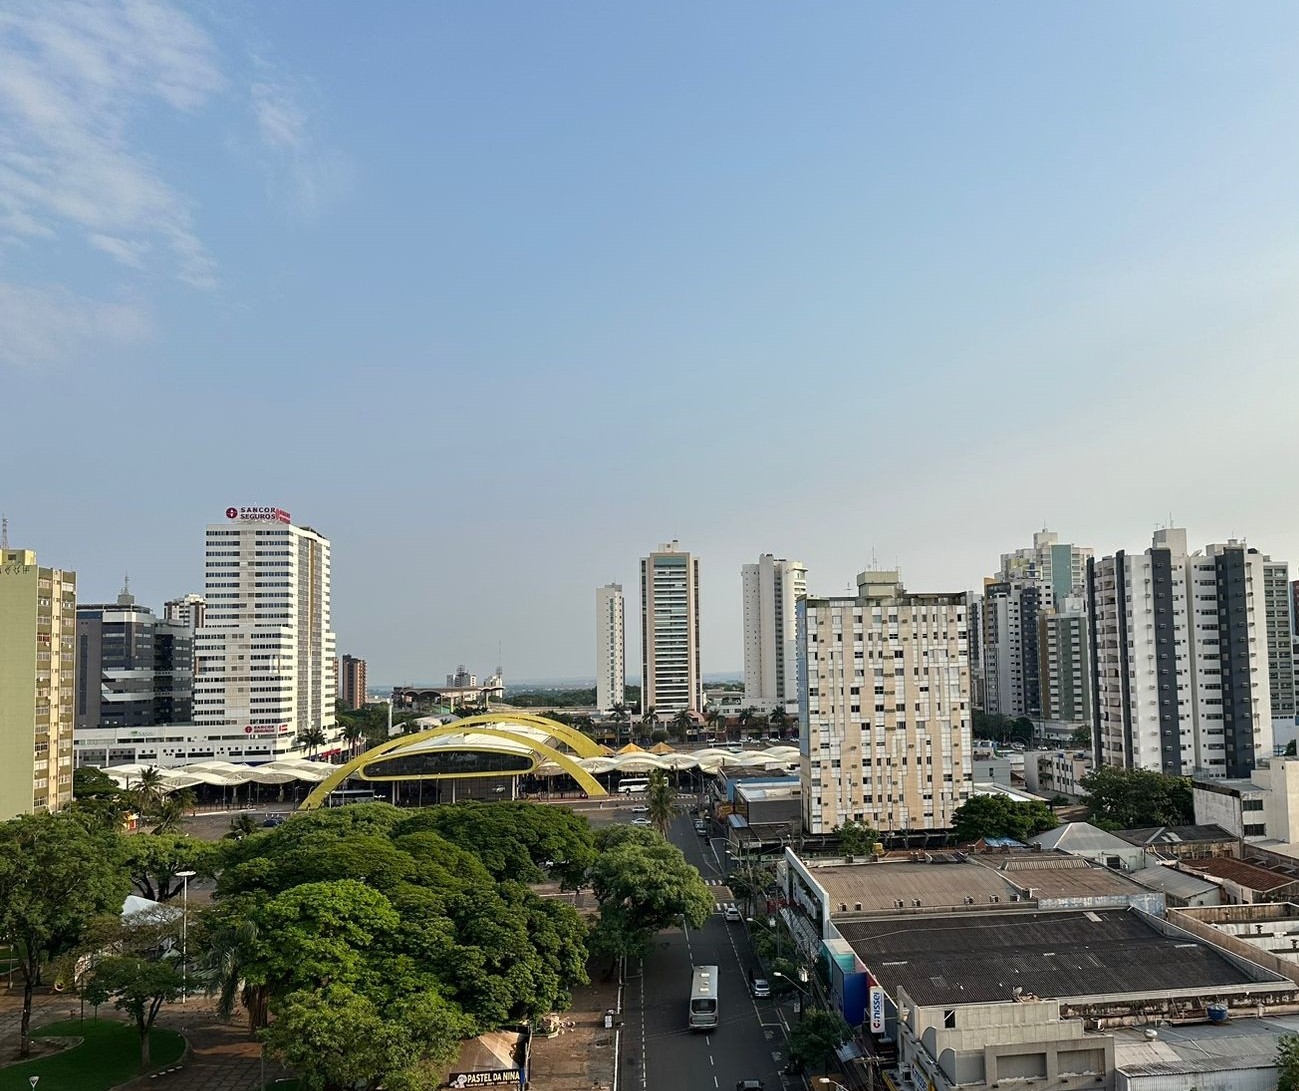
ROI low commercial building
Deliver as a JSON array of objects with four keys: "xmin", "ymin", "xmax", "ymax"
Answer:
[
  {"xmin": 1025, "ymin": 748, "xmax": 1093, "ymax": 800},
  {"xmin": 1114, "ymin": 825, "xmax": 1238, "ymax": 861},
  {"xmin": 1029, "ymin": 822, "xmax": 1148, "ymax": 872},
  {"xmin": 842, "ymin": 908, "xmax": 1294, "ymax": 1091},
  {"xmin": 1193, "ymin": 755, "xmax": 1299, "ymax": 843},
  {"xmin": 1126, "ymin": 864, "xmax": 1222, "ymax": 908},
  {"xmin": 1113, "ymin": 1013, "xmax": 1299, "ymax": 1091},
  {"xmin": 1178, "ymin": 856, "xmax": 1299, "ymax": 904}
]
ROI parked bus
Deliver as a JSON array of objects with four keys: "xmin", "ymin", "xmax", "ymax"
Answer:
[
  {"xmin": 688, "ymin": 964, "xmax": 719, "ymax": 1031},
  {"xmin": 326, "ymin": 787, "xmax": 384, "ymax": 807},
  {"xmin": 616, "ymin": 779, "xmax": 650, "ymax": 794}
]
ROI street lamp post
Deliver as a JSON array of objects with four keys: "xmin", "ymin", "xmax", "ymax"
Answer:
[{"xmin": 176, "ymin": 869, "xmax": 197, "ymax": 1003}]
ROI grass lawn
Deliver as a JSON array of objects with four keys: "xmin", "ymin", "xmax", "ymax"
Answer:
[{"xmin": 0, "ymin": 1019, "xmax": 185, "ymax": 1091}]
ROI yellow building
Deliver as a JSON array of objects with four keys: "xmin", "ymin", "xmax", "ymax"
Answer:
[{"xmin": 0, "ymin": 549, "xmax": 76, "ymax": 818}]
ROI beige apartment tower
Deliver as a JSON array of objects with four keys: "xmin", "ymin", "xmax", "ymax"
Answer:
[
  {"xmin": 0, "ymin": 549, "xmax": 76, "ymax": 818},
  {"xmin": 799, "ymin": 570, "xmax": 972, "ymax": 835},
  {"xmin": 339, "ymin": 654, "xmax": 367, "ymax": 710},
  {"xmin": 640, "ymin": 541, "xmax": 702, "ymax": 714}
]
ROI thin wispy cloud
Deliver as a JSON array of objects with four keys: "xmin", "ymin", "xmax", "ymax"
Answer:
[
  {"xmin": 250, "ymin": 65, "xmax": 352, "ymax": 217},
  {"xmin": 0, "ymin": 281, "xmax": 150, "ymax": 369},
  {"xmin": 0, "ymin": 1, "xmax": 223, "ymax": 288},
  {"xmin": 0, "ymin": 1, "xmax": 344, "ymax": 368}
]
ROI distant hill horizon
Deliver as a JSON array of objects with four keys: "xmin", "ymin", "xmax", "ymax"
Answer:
[{"xmin": 370, "ymin": 671, "xmax": 742, "ymax": 694}]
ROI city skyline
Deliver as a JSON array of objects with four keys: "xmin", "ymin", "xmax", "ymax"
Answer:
[{"xmin": 6, "ymin": 3, "xmax": 1299, "ymax": 679}]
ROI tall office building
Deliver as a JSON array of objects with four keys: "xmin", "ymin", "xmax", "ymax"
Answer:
[
  {"xmin": 1087, "ymin": 529, "xmax": 1272, "ymax": 778},
  {"xmin": 640, "ymin": 541, "xmax": 702, "ymax": 714},
  {"xmin": 76, "ymin": 585, "xmax": 193, "ymax": 729},
  {"xmin": 742, "ymin": 554, "xmax": 807, "ymax": 713},
  {"xmin": 339, "ymin": 654, "xmax": 367, "ymax": 710},
  {"xmin": 595, "ymin": 583, "xmax": 625, "ymax": 712},
  {"xmin": 0, "ymin": 549, "xmax": 75, "ymax": 818},
  {"xmin": 1038, "ymin": 596, "xmax": 1090, "ymax": 725},
  {"xmin": 193, "ymin": 507, "xmax": 337, "ymax": 762},
  {"xmin": 799, "ymin": 570, "xmax": 972, "ymax": 835}
]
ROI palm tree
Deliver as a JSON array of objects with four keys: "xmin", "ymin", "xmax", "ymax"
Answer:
[
  {"xmin": 197, "ymin": 916, "xmax": 269, "ymax": 1035},
  {"xmin": 226, "ymin": 813, "xmax": 259, "ymax": 840},
  {"xmin": 670, "ymin": 708, "xmax": 692, "ymax": 743},
  {"xmin": 646, "ymin": 768, "xmax": 679, "ymax": 837},
  {"xmin": 609, "ymin": 702, "xmax": 630, "ymax": 745},
  {"xmin": 297, "ymin": 726, "xmax": 327, "ymax": 758},
  {"xmin": 641, "ymin": 705, "xmax": 658, "ymax": 742},
  {"xmin": 133, "ymin": 766, "xmax": 166, "ymax": 815},
  {"xmin": 768, "ymin": 707, "xmax": 790, "ymax": 739},
  {"xmin": 704, "ymin": 708, "xmax": 722, "ymax": 744},
  {"xmin": 342, "ymin": 721, "xmax": 365, "ymax": 757},
  {"xmin": 148, "ymin": 789, "xmax": 194, "ymax": 834}
]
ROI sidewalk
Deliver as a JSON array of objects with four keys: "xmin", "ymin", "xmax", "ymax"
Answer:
[
  {"xmin": 0, "ymin": 982, "xmax": 292, "ymax": 1091},
  {"xmin": 525, "ymin": 966, "xmax": 621, "ymax": 1090}
]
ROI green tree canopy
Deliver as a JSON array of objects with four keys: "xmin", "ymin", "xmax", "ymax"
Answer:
[
  {"xmin": 1278, "ymin": 1032, "xmax": 1299, "ymax": 1091},
  {"xmin": 951, "ymin": 795, "xmax": 1058, "ymax": 843},
  {"xmin": 123, "ymin": 834, "xmax": 222, "ymax": 902},
  {"xmin": 0, "ymin": 812, "xmax": 130, "ymax": 1056},
  {"xmin": 788, "ymin": 1008, "xmax": 852, "ymax": 1072},
  {"xmin": 261, "ymin": 983, "xmax": 471, "ymax": 1091},
  {"xmin": 93, "ymin": 954, "xmax": 183, "ymax": 1068},
  {"xmin": 834, "ymin": 821, "xmax": 880, "ymax": 857},
  {"xmin": 206, "ymin": 801, "xmax": 591, "ymax": 1039},
  {"xmin": 587, "ymin": 826, "xmax": 713, "ymax": 962},
  {"xmin": 1079, "ymin": 766, "xmax": 1194, "ymax": 830}
]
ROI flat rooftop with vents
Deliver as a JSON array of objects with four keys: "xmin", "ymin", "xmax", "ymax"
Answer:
[{"xmin": 837, "ymin": 908, "xmax": 1289, "ymax": 1008}]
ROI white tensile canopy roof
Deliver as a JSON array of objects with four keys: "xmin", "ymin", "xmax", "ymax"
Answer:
[{"xmin": 101, "ymin": 758, "xmax": 337, "ymax": 792}]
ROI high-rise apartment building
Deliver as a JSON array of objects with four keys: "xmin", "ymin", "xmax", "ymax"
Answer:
[
  {"xmin": 163, "ymin": 593, "xmax": 206, "ymax": 632},
  {"xmin": 640, "ymin": 541, "xmax": 702, "ymax": 714},
  {"xmin": 76, "ymin": 585, "xmax": 193, "ymax": 729},
  {"xmin": 193, "ymin": 507, "xmax": 337, "ymax": 762},
  {"xmin": 595, "ymin": 583, "xmax": 625, "ymax": 712},
  {"xmin": 1038, "ymin": 596, "xmax": 1090, "ymax": 724},
  {"xmin": 999, "ymin": 529, "xmax": 1093, "ymax": 606},
  {"xmin": 339, "ymin": 654, "xmax": 367, "ymax": 710},
  {"xmin": 0, "ymin": 549, "xmax": 75, "ymax": 818},
  {"xmin": 742, "ymin": 554, "xmax": 807, "ymax": 714},
  {"xmin": 983, "ymin": 531, "xmax": 1093, "ymax": 722},
  {"xmin": 1263, "ymin": 560, "xmax": 1295, "ymax": 733},
  {"xmin": 799, "ymin": 570, "xmax": 972, "ymax": 835},
  {"xmin": 982, "ymin": 579, "xmax": 1045, "ymax": 719},
  {"xmin": 1087, "ymin": 529, "xmax": 1272, "ymax": 778}
]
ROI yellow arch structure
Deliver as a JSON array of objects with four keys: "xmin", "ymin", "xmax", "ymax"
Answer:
[{"xmin": 301, "ymin": 714, "xmax": 608, "ymax": 810}]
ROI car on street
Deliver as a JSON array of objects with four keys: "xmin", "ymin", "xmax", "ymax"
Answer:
[
  {"xmin": 750, "ymin": 976, "xmax": 770, "ymax": 998},
  {"xmin": 723, "ymin": 905, "xmax": 742, "ymax": 922},
  {"xmin": 261, "ymin": 814, "xmax": 285, "ymax": 827},
  {"xmin": 631, "ymin": 817, "xmax": 652, "ymax": 826},
  {"xmin": 736, "ymin": 1081, "xmax": 764, "ymax": 1091},
  {"xmin": 630, "ymin": 804, "xmax": 649, "ymax": 813}
]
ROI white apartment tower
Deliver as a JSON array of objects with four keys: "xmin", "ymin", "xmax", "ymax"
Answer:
[
  {"xmin": 595, "ymin": 583, "xmax": 625, "ymax": 712},
  {"xmin": 1086, "ymin": 529, "xmax": 1272, "ymax": 778},
  {"xmin": 742, "ymin": 554, "xmax": 807, "ymax": 714},
  {"xmin": 799, "ymin": 570, "xmax": 972, "ymax": 835},
  {"xmin": 640, "ymin": 541, "xmax": 702, "ymax": 714},
  {"xmin": 193, "ymin": 507, "xmax": 337, "ymax": 762}
]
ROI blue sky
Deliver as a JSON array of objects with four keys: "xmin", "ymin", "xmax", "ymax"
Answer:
[{"xmin": 4, "ymin": 2, "xmax": 1299, "ymax": 683}]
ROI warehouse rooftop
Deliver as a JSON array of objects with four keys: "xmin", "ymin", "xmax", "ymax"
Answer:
[{"xmin": 837, "ymin": 908, "xmax": 1282, "ymax": 1006}]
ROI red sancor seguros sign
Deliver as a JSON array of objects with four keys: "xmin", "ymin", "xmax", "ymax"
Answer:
[{"xmin": 226, "ymin": 506, "xmax": 291, "ymax": 524}]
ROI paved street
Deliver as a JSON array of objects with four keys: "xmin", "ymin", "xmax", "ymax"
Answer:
[{"xmin": 620, "ymin": 813, "xmax": 791, "ymax": 1091}]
